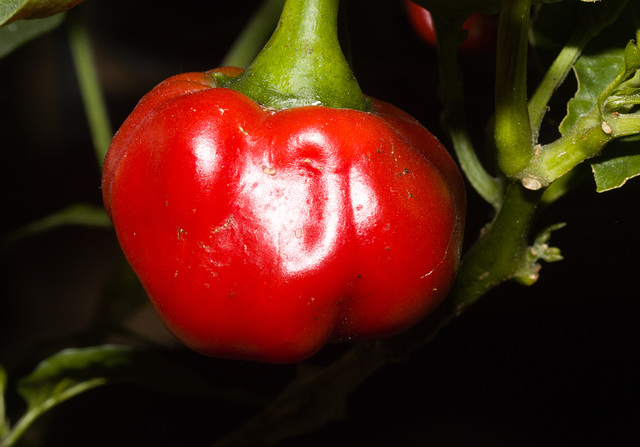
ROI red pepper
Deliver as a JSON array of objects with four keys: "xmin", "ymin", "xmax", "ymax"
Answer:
[
  {"xmin": 405, "ymin": 0, "xmax": 498, "ymax": 53},
  {"xmin": 103, "ymin": 0, "xmax": 466, "ymax": 363},
  {"xmin": 102, "ymin": 67, "xmax": 465, "ymax": 363}
]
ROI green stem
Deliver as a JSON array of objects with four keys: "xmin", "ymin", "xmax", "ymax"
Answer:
[
  {"xmin": 220, "ymin": 0, "xmax": 286, "ymax": 68},
  {"xmin": 451, "ymin": 181, "xmax": 543, "ymax": 310},
  {"xmin": 432, "ymin": 13, "xmax": 503, "ymax": 209},
  {"xmin": 528, "ymin": 0, "xmax": 630, "ymax": 140},
  {"xmin": 495, "ymin": 0, "xmax": 533, "ymax": 176},
  {"xmin": 528, "ymin": 30, "xmax": 593, "ymax": 141},
  {"xmin": 0, "ymin": 407, "xmax": 42, "ymax": 447},
  {"xmin": 609, "ymin": 113, "xmax": 640, "ymax": 135},
  {"xmin": 66, "ymin": 11, "xmax": 112, "ymax": 167},
  {"xmin": 517, "ymin": 105, "xmax": 640, "ymax": 189},
  {"xmin": 0, "ymin": 379, "xmax": 106, "ymax": 447},
  {"xmin": 230, "ymin": 0, "xmax": 366, "ymax": 110}
]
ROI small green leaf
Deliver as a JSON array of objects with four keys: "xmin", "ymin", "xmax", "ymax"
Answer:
[
  {"xmin": 17, "ymin": 346, "xmax": 131, "ymax": 411},
  {"xmin": 2, "ymin": 203, "xmax": 112, "ymax": 247},
  {"xmin": 567, "ymin": 41, "xmax": 640, "ymax": 192},
  {"xmin": 0, "ymin": 14, "xmax": 63, "ymax": 58},
  {"xmin": 591, "ymin": 136, "xmax": 640, "ymax": 191},
  {"xmin": 514, "ymin": 223, "xmax": 565, "ymax": 286},
  {"xmin": 0, "ymin": 0, "xmax": 27, "ymax": 25},
  {"xmin": 0, "ymin": 0, "xmax": 83, "ymax": 26},
  {"xmin": 560, "ymin": 49, "xmax": 624, "ymax": 134},
  {"xmin": 0, "ymin": 346, "xmax": 230, "ymax": 447},
  {"xmin": 17, "ymin": 345, "xmax": 227, "ymax": 406},
  {"xmin": 624, "ymin": 40, "xmax": 640, "ymax": 73}
]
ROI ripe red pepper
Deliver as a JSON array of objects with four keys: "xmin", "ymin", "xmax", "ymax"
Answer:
[
  {"xmin": 103, "ymin": 0, "xmax": 465, "ymax": 363},
  {"xmin": 102, "ymin": 67, "xmax": 465, "ymax": 363},
  {"xmin": 405, "ymin": 0, "xmax": 497, "ymax": 53}
]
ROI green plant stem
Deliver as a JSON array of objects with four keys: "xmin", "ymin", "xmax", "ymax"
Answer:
[
  {"xmin": 230, "ymin": 0, "xmax": 366, "ymax": 110},
  {"xmin": 495, "ymin": 0, "xmax": 533, "ymax": 176},
  {"xmin": 517, "ymin": 106, "xmax": 640, "ymax": 188},
  {"xmin": 2, "ymin": 204, "xmax": 112, "ymax": 248},
  {"xmin": 67, "ymin": 11, "xmax": 112, "ymax": 167},
  {"xmin": 528, "ymin": 28, "xmax": 593, "ymax": 141},
  {"xmin": 450, "ymin": 181, "xmax": 543, "ymax": 308},
  {"xmin": 432, "ymin": 13, "xmax": 503, "ymax": 209},
  {"xmin": 0, "ymin": 379, "xmax": 106, "ymax": 447},
  {"xmin": 528, "ymin": 0, "xmax": 630, "ymax": 140},
  {"xmin": 220, "ymin": 0, "xmax": 285, "ymax": 68}
]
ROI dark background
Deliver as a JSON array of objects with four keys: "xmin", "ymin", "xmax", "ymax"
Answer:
[{"xmin": 1, "ymin": 1, "xmax": 639, "ymax": 445}]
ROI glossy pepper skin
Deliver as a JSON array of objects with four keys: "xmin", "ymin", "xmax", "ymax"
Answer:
[{"xmin": 102, "ymin": 67, "xmax": 466, "ymax": 364}]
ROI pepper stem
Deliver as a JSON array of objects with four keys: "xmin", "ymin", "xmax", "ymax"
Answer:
[{"xmin": 230, "ymin": 0, "xmax": 367, "ymax": 110}]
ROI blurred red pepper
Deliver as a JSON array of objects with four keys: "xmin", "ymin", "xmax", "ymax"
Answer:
[{"xmin": 405, "ymin": 0, "xmax": 498, "ymax": 53}]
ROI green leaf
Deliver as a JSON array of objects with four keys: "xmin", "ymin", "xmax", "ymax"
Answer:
[
  {"xmin": 563, "ymin": 29, "xmax": 640, "ymax": 192},
  {"xmin": 559, "ymin": 49, "xmax": 624, "ymax": 135},
  {"xmin": 624, "ymin": 39, "xmax": 640, "ymax": 72},
  {"xmin": 532, "ymin": 0, "xmax": 632, "ymax": 134},
  {"xmin": 17, "ymin": 346, "xmax": 217, "ymax": 406},
  {"xmin": 2, "ymin": 345, "xmax": 243, "ymax": 447},
  {"xmin": 514, "ymin": 222, "xmax": 565, "ymax": 286},
  {"xmin": 1, "ymin": 346, "xmax": 127, "ymax": 446},
  {"xmin": 0, "ymin": 0, "xmax": 26, "ymax": 25},
  {"xmin": 591, "ymin": 136, "xmax": 640, "ymax": 191},
  {"xmin": 0, "ymin": 0, "xmax": 83, "ymax": 26},
  {"xmin": 17, "ymin": 347, "xmax": 115, "ymax": 411},
  {"xmin": 0, "ymin": 14, "xmax": 63, "ymax": 58},
  {"xmin": 2, "ymin": 203, "xmax": 112, "ymax": 247}
]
